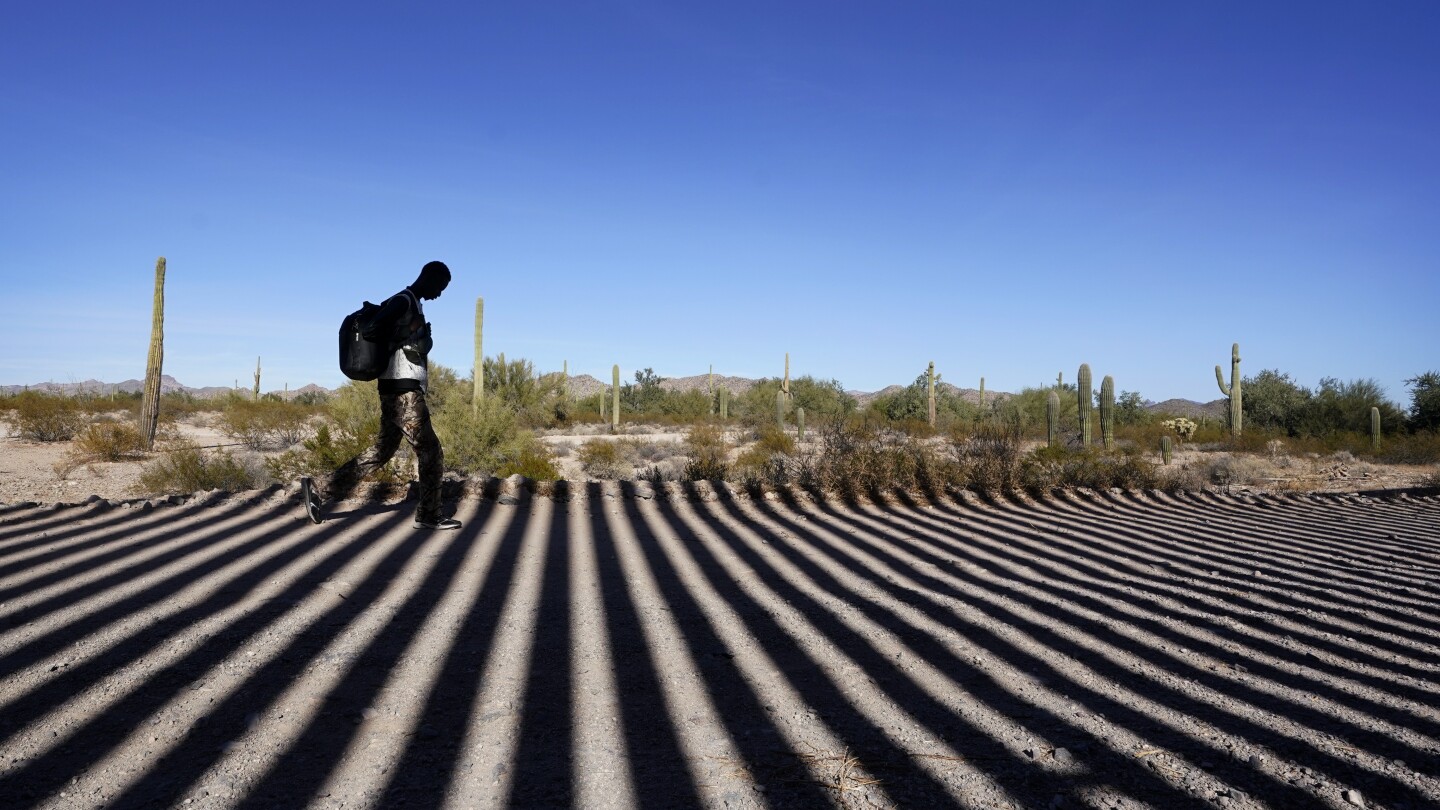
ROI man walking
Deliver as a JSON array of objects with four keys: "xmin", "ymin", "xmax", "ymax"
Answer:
[{"xmin": 302, "ymin": 260, "xmax": 460, "ymax": 529}]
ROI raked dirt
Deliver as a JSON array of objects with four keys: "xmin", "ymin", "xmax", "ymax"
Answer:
[{"xmin": 0, "ymin": 483, "xmax": 1436, "ymax": 809}]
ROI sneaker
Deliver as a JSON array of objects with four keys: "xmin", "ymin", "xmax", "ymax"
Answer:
[
  {"xmin": 300, "ymin": 476, "xmax": 323, "ymax": 525},
  {"xmin": 414, "ymin": 516, "xmax": 462, "ymax": 530}
]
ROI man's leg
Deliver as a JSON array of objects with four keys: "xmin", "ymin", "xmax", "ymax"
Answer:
[
  {"xmin": 313, "ymin": 393, "xmax": 405, "ymax": 506},
  {"xmin": 397, "ymin": 391, "xmax": 457, "ymax": 529}
]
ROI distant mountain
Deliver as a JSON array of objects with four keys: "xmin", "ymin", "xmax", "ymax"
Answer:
[
  {"xmin": 1, "ymin": 375, "xmax": 326, "ymax": 401},
  {"xmin": 3, "ymin": 372, "xmax": 1227, "ymax": 417}
]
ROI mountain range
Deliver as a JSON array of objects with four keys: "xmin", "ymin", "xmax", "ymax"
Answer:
[{"xmin": 2, "ymin": 374, "xmax": 1227, "ymax": 418}]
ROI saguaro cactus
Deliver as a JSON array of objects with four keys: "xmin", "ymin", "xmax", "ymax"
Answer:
[
  {"xmin": 1056, "ymin": 372, "xmax": 1063, "ymax": 390},
  {"xmin": 720, "ymin": 387, "xmax": 729, "ymax": 420},
  {"xmin": 1047, "ymin": 391, "xmax": 1060, "ymax": 448},
  {"xmin": 927, "ymin": 361, "xmax": 936, "ymax": 427},
  {"xmin": 1215, "ymin": 342, "xmax": 1242, "ymax": 438},
  {"xmin": 776, "ymin": 389, "xmax": 786, "ymax": 430},
  {"xmin": 782, "ymin": 352, "xmax": 792, "ymax": 409},
  {"xmin": 1100, "ymin": 375, "xmax": 1115, "ymax": 450},
  {"xmin": 611, "ymin": 365, "xmax": 620, "ymax": 430},
  {"xmin": 1161, "ymin": 435, "xmax": 1173, "ymax": 465},
  {"xmin": 797, "ymin": 407, "xmax": 806, "ymax": 441},
  {"xmin": 139, "ymin": 257, "xmax": 166, "ymax": 450},
  {"xmin": 1371, "ymin": 406, "xmax": 1381, "ymax": 450},
  {"xmin": 708, "ymin": 364, "xmax": 715, "ymax": 416},
  {"xmin": 979, "ymin": 376, "xmax": 986, "ymax": 409},
  {"xmin": 1077, "ymin": 363, "xmax": 1093, "ymax": 446},
  {"xmin": 497, "ymin": 352, "xmax": 507, "ymax": 387},
  {"xmin": 600, "ymin": 383, "xmax": 607, "ymax": 419},
  {"xmin": 253, "ymin": 357, "xmax": 262, "ymax": 401},
  {"xmin": 562, "ymin": 359, "xmax": 568, "ymax": 400},
  {"xmin": 473, "ymin": 297, "xmax": 483, "ymax": 411}
]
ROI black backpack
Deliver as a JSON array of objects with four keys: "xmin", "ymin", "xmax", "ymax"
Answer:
[
  {"xmin": 338, "ymin": 301, "xmax": 386, "ymax": 381},
  {"xmin": 338, "ymin": 290, "xmax": 418, "ymax": 381}
]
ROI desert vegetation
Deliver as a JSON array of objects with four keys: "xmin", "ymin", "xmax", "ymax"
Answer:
[{"xmin": 3, "ymin": 354, "xmax": 1439, "ymax": 502}]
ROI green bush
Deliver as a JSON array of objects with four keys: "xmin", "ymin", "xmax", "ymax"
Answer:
[
  {"xmin": 138, "ymin": 444, "xmax": 266, "ymax": 494},
  {"xmin": 10, "ymin": 392, "xmax": 87, "ymax": 441},
  {"xmin": 496, "ymin": 443, "xmax": 561, "ymax": 481},
  {"xmin": 217, "ymin": 399, "xmax": 316, "ymax": 450},
  {"xmin": 578, "ymin": 439, "xmax": 630, "ymax": 480},
  {"xmin": 72, "ymin": 420, "xmax": 148, "ymax": 461},
  {"xmin": 683, "ymin": 424, "xmax": 730, "ymax": 481}
]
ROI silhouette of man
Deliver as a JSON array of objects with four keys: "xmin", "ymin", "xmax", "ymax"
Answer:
[{"xmin": 302, "ymin": 260, "xmax": 459, "ymax": 529}]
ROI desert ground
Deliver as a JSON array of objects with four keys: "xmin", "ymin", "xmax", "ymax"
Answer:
[{"xmin": 1, "ymin": 418, "xmax": 1438, "ymax": 809}]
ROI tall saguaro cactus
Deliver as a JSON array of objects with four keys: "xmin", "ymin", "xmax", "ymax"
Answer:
[
  {"xmin": 720, "ymin": 387, "xmax": 729, "ymax": 420},
  {"xmin": 1077, "ymin": 363, "xmax": 1093, "ymax": 446},
  {"xmin": 253, "ymin": 357, "xmax": 262, "ymax": 401},
  {"xmin": 776, "ymin": 389, "xmax": 786, "ymax": 430},
  {"xmin": 797, "ymin": 407, "xmax": 806, "ymax": 441},
  {"xmin": 611, "ymin": 365, "xmax": 620, "ymax": 430},
  {"xmin": 979, "ymin": 377, "xmax": 986, "ymax": 409},
  {"xmin": 1215, "ymin": 342, "xmax": 1242, "ymax": 438},
  {"xmin": 927, "ymin": 361, "xmax": 936, "ymax": 427},
  {"xmin": 1370, "ymin": 406, "xmax": 1381, "ymax": 450},
  {"xmin": 782, "ymin": 352, "xmax": 792, "ymax": 410},
  {"xmin": 1100, "ymin": 375, "xmax": 1116, "ymax": 450},
  {"xmin": 139, "ymin": 257, "xmax": 166, "ymax": 450},
  {"xmin": 1047, "ymin": 391, "xmax": 1060, "ymax": 448},
  {"xmin": 472, "ymin": 297, "xmax": 483, "ymax": 411}
]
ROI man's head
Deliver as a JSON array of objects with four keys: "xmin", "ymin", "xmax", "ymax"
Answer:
[{"xmin": 412, "ymin": 260, "xmax": 451, "ymax": 300}]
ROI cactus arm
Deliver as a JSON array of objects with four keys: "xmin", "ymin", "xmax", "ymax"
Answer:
[{"xmin": 1215, "ymin": 365, "xmax": 1231, "ymax": 397}]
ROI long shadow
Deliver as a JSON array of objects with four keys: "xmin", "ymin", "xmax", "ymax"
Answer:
[
  {"xmin": 986, "ymin": 490, "xmax": 1440, "ymax": 658},
  {"xmin": 917, "ymin": 491, "xmax": 1440, "ymax": 716},
  {"xmin": 0, "ymin": 494, "xmax": 230, "ymax": 577},
  {"xmin": 372, "ymin": 498, "xmax": 531, "ymax": 806},
  {"xmin": 717, "ymin": 493, "xmax": 1217, "ymax": 809},
  {"xmin": 588, "ymin": 482, "xmax": 703, "ymax": 809},
  {"xmin": 1182, "ymin": 490, "xmax": 1440, "ymax": 559},
  {"xmin": 1137, "ymin": 491, "xmax": 1440, "ymax": 605},
  {"xmin": 630, "ymin": 489, "xmax": 837, "ymax": 807},
  {"xmin": 227, "ymin": 503, "xmax": 500, "ymax": 808},
  {"xmin": 1134, "ymin": 491, "xmax": 1440, "ymax": 595},
  {"xmin": 504, "ymin": 493, "xmax": 575, "ymax": 806},
  {"xmin": 1057, "ymin": 490, "xmax": 1440, "ymax": 638},
  {"xmin": 0, "ymin": 504, "xmax": 287, "ymax": 680},
  {"xmin": 693, "ymin": 488, "xmax": 1133, "ymax": 810},
  {"xmin": 0, "ymin": 496, "xmax": 253, "ymax": 612},
  {"xmin": 0, "ymin": 505, "xmax": 412, "ymax": 807},
  {"xmin": 1057, "ymin": 490, "xmax": 1440, "ymax": 640},
  {"xmin": 0, "ymin": 502, "xmax": 117, "ymax": 546},
  {"xmin": 899, "ymin": 491, "xmax": 1440, "ymax": 744},
  {"xmin": 784, "ymin": 493, "xmax": 1436, "ymax": 807}
]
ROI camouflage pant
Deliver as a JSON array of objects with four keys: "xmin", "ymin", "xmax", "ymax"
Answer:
[{"xmin": 320, "ymin": 390, "xmax": 445, "ymax": 520}]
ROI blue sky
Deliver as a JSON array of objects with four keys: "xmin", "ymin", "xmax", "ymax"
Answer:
[{"xmin": 3, "ymin": 2, "xmax": 1436, "ymax": 404}]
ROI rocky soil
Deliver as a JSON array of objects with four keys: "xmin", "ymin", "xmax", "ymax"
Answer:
[{"xmin": 0, "ymin": 477, "xmax": 1437, "ymax": 808}]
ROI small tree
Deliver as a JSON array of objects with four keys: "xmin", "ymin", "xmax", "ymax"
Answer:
[{"xmin": 1407, "ymin": 371, "xmax": 1440, "ymax": 432}]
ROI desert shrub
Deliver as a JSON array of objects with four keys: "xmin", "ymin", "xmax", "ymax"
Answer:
[
  {"xmin": 1020, "ymin": 446, "xmax": 1160, "ymax": 493},
  {"xmin": 683, "ymin": 424, "xmax": 730, "ymax": 481},
  {"xmin": 954, "ymin": 423, "xmax": 1024, "ymax": 493},
  {"xmin": 477, "ymin": 358, "xmax": 570, "ymax": 428},
  {"xmin": 577, "ymin": 440, "xmax": 632, "ymax": 479},
  {"xmin": 217, "ymin": 399, "xmax": 316, "ymax": 450},
  {"xmin": 795, "ymin": 416, "xmax": 958, "ymax": 499},
  {"xmin": 138, "ymin": 444, "xmax": 267, "ymax": 495},
  {"xmin": 734, "ymin": 376, "xmax": 858, "ymax": 429},
  {"xmin": 1378, "ymin": 431, "xmax": 1440, "ymax": 465},
  {"xmin": 11, "ymin": 392, "xmax": 87, "ymax": 441},
  {"xmin": 72, "ymin": 420, "xmax": 148, "ymax": 461},
  {"xmin": 732, "ymin": 425, "xmax": 800, "ymax": 489},
  {"xmin": 495, "ymin": 443, "xmax": 561, "ymax": 481},
  {"xmin": 433, "ymin": 395, "xmax": 549, "ymax": 477},
  {"xmin": 1194, "ymin": 455, "xmax": 1270, "ymax": 489}
]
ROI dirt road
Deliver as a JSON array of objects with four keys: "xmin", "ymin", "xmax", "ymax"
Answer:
[{"xmin": 1, "ymin": 485, "xmax": 1437, "ymax": 808}]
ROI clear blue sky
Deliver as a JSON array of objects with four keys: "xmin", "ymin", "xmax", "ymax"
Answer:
[{"xmin": 3, "ymin": 2, "xmax": 1436, "ymax": 405}]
